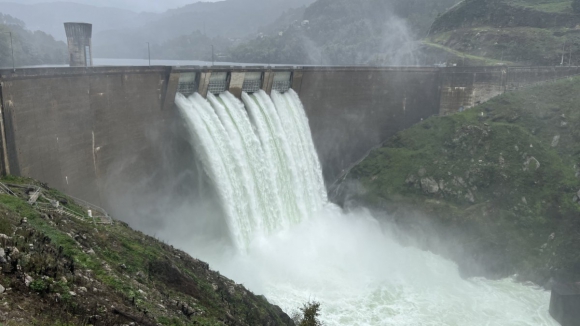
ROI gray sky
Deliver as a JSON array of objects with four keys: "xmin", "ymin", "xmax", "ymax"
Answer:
[{"xmin": 3, "ymin": 0, "xmax": 221, "ymax": 12}]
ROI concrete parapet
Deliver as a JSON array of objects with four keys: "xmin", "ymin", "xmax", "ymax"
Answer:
[{"xmin": 550, "ymin": 282, "xmax": 580, "ymax": 326}]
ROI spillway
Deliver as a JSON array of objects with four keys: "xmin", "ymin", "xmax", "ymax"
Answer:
[
  {"xmin": 175, "ymin": 90, "xmax": 557, "ymax": 325},
  {"xmin": 175, "ymin": 89, "xmax": 326, "ymax": 249}
]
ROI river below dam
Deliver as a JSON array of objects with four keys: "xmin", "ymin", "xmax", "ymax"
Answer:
[{"xmin": 174, "ymin": 89, "xmax": 558, "ymax": 325}]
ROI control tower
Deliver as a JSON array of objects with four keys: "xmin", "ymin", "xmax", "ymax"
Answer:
[{"xmin": 64, "ymin": 23, "xmax": 93, "ymax": 67}]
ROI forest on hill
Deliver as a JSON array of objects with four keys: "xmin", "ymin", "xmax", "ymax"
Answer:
[{"xmin": 0, "ymin": 13, "xmax": 67, "ymax": 68}]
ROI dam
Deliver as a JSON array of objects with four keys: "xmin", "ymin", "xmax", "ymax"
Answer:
[{"xmin": 0, "ymin": 64, "xmax": 579, "ymax": 207}]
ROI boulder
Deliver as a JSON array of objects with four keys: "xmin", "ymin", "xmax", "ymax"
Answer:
[
  {"xmin": 24, "ymin": 275, "xmax": 33, "ymax": 287},
  {"xmin": 0, "ymin": 284, "xmax": 5, "ymax": 294},
  {"xmin": 551, "ymin": 135, "xmax": 561, "ymax": 147},
  {"xmin": 421, "ymin": 178, "xmax": 440, "ymax": 194}
]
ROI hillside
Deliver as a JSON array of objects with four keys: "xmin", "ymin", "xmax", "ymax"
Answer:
[
  {"xmin": 0, "ymin": 14, "xmax": 67, "ymax": 68},
  {"xmin": 92, "ymin": 0, "xmax": 316, "ymax": 59},
  {"xmin": 0, "ymin": 176, "xmax": 293, "ymax": 325},
  {"xmin": 337, "ymin": 76, "xmax": 580, "ymax": 285},
  {"xmin": 426, "ymin": 0, "xmax": 580, "ymax": 66},
  {"xmin": 0, "ymin": 2, "xmax": 156, "ymax": 42},
  {"xmin": 228, "ymin": 0, "xmax": 460, "ymax": 65}
]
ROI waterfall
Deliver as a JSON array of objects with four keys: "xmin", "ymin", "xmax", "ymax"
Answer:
[{"xmin": 175, "ymin": 89, "xmax": 326, "ymax": 249}]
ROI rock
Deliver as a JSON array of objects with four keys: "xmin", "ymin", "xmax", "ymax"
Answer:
[
  {"xmin": 21, "ymin": 218, "xmax": 27, "ymax": 224},
  {"xmin": 515, "ymin": 145, "xmax": 519, "ymax": 152},
  {"xmin": 499, "ymin": 154, "xmax": 505, "ymax": 166},
  {"xmin": 549, "ymin": 233, "xmax": 556, "ymax": 241},
  {"xmin": 452, "ymin": 176, "xmax": 466, "ymax": 188},
  {"xmin": 523, "ymin": 156, "xmax": 541, "ymax": 171},
  {"xmin": 522, "ymin": 197, "xmax": 528, "ymax": 205},
  {"xmin": 438, "ymin": 180, "xmax": 446, "ymax": 191},
  {"xmin": 9, "ymin": 247, "xmax": 19, "ymax": 258},
  {"xmin": 120, "ymin": 263, "xmax": 127, "ymax": 270},
  {"xmin": 551, "ymin": 135, "xmax": 560, "ymax": 147},
  {"xmin": 561, "ymin": 121, "xmax": 568, "ymax": 127},
  {"xmin": 60, "ymin": 276, "xmax": 67, "ymax": 284},
  {"xmin": 86, "ymin": 249, "xmax": 95, "ymax": 255},
  {"xmin": 465, "ymin": 190, "xmax": 475, "ymax": 203},
  {"xmin": 157, "ymin": 304, "xmax": 166, "ymax": 310},
  {"xmin": 135, "ymin": 271, "xmax": 145, "ymax": 279},
  {"xmin": 69, "ymin": 291, "xmax": 77, "ymax": 296},
  {"xmin": 418, "ymin": 167, "xmax": 427, "ymax": 177},
  {"xmin": 0, "ymin": 234, "xmax": 10, "ymax": 240},
  {"xmin": 420, "ymin": 178, "xmax": 440, "ymax": 194},
  {"xmin": 78, "ymin": 287, "xmax": 87, "ymax": 293},
  {"xmin": 24, "ymin": 274, "xmax": 33, "ymax": 287},
  {"xmin": 0, "ymin": 284, "xmax": 5, "ymax": 294}
]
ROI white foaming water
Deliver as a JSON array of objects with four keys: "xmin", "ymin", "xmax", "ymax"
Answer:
[
  {"xmin": 176, "ymin": 90, "xmax": 326, "ymax": 248},
  {"xmin": 175, "ymin": 90, "xmax": 557, "ymax": 325}
]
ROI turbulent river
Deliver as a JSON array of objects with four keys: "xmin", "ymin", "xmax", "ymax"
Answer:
[{"xmin": 175, "ymin": 89, "xmax": 557, "ymax": 325}]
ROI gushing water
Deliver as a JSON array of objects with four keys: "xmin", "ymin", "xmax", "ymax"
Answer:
[
  {"xmin": 176, "ymin": 90, "xmax": 326, "ymax": 248},
  {"xmin": 175, "ymin": 90, "xmax": 557, "ymax": 325}
]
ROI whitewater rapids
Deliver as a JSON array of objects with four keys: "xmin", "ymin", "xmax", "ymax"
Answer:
[{"xmin": 174, "ymin": 90, "xmax": 557, "ymax": 325}]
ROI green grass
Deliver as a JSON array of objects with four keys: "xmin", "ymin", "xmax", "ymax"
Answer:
[{"xmin": 421, "ymin": 41, "xmax": 512, "ymax": 66}]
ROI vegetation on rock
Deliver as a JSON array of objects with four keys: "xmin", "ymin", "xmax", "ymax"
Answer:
[
  {"xmin": 340, "ymin": 76, "xmax": 580, "ymax": 285},
  {"xmin": 0, "ymin": 176, "xmax": 293, "ymax": 325}
]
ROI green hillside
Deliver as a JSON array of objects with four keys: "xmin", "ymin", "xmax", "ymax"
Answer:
[
  {"xmin": 0, "ymin": 176, "xmax": 292, "ymax": 325},
  {"xmin": 340, "ymin": 76, "xmax": 580, "ymax": 284},
  {"xmin": 0, "ymin": 13, "xmax": 67, "ymax": 68}
]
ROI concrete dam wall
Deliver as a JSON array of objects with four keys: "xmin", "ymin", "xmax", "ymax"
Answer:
[{"xmin": 0, "ymin": 65, "xmax": 578, "ymax": 207}]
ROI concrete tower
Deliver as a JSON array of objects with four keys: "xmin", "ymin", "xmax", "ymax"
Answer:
[{"xmin": 64, "ymin": 23, "xmax": 93, "ymax": 67}]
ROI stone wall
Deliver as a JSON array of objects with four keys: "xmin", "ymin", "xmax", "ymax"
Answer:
[{"xmin": 439, "ymin": 66, "xmax": 580, "ymax": 115}]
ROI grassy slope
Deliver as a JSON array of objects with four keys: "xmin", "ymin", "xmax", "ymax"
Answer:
[
  {"xmin": 507, "ymin": 0, "xmax": 572, "ymax": 12},
  {"xmin": 345, "ymin": 76, "xmax": 580, "ymax": 284},
  {"xmin": 426, "ymin": 0, "xmax": 580, "ymax": 66},
  {"xmin": 0, "ymin": 176, "xmax": 292, "ymax": 326}
]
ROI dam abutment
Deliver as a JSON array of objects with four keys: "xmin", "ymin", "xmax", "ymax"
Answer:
[{"xmin": 0, "ymin": 65, "xmax": 579, "ymax": 205}]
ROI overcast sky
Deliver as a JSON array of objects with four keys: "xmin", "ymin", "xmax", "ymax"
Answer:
[{"xmin": 3, "ymin": 0, "xmax": 221, "ymax": 12}]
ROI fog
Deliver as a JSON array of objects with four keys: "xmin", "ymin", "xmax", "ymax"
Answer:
[
  {"xmin": 1, "ymin": 0, "xmax": 221, "ymax": 12},
  {"xmin": 0, "ymin": 0, "xmax": 453, "ymax": 66}
]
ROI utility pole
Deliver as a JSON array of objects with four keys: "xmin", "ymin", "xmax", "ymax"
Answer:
[{"xmin": 146, "ymin": 42, "xmax": 151, "ymax": 66}]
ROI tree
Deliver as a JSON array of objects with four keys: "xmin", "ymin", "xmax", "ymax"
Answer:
[
  {"xmin": 292, "ymin": 301, "xmax": 323, "ymax": 326},
  {"xmin": 573, "ymin": 0, "xmax": 580, "ymax": 14}
]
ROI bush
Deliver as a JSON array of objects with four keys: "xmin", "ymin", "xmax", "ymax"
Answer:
[
  {"xmin": 293, "ymin": 301, "xmax": 323, "ymax": 326},
  {"xmin": 30, "ymin": 279, "xmax": 48, "ymax": 293}
]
